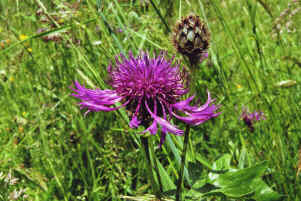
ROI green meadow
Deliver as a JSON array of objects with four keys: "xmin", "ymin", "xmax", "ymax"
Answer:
[{"xmin": 0, "ymin": 0, "xmax": 301, "ymax": 200}]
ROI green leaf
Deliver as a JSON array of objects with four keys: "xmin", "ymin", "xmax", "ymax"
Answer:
[
  {"xmin": 166, "ymin": 135, "xmax": 191, "ymax": 186},
  {"xmin": 191, "ymin": 178, "xmax": 207, "ymax": 189},
  {"xmin": 206, "ymin": 184, "xmax": 253, "ymax": 198},
  {"xmin": 156, "ymin": 159, "xmax": 176, "ymax": 191},
  {"xmin": 185, "ymin": 189, "xmax": 203, "ymax": 199},
  {"xmin": 206, "ymin": 160, "xmax": 281, "ymax": 200},
  {"xmin": 250, "ymin": 178, "xmax": 282, "ymax": 201},
  {"xmin": 211, "ymin": 161, "xmax": 268, "ymax": 187},
  {"xmin": 211, "ymin": 154, "xmax": 232, "ymax": 171}
]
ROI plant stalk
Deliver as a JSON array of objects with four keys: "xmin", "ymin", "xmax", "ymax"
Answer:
[
  {"xmin": 149, "ymin": 138, "xmax": 164, "ymax": 192},
  {"xmin": 141, "ymin": 137, "xmax": 161, "ymax": 198},
  {"xmin": 149, "ymin": 0, "xmax": 171, "ymax": 33},
  {"xmin": 176, "ymin": 124, "xmax": 191, "ymax": 201}
]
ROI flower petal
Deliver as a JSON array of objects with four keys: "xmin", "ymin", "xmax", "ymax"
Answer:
[
  {"xmin": 173, "ymin": 110, "xmax": 221, "ymax": 126},
  {"xmin": 172, "ymin": 91, "xmax": 220, "ymax": 126},
  {"xmin": 71, "ymin": 81, "xmax": 125, "ymax": 112},
  {"xmin": 145, "ymin": 100, "xmax": 183, "ymax": 135},
  {"xmin": 129, "ymin": 115, "xmax": 141, "ymax": 128},
  {"xmin": 159, "ymin": 130, "xmax": 167, "ymax": 148},
  {"xmin": 172, "ymin": 91, "xmax": 213, "ymax": 113},
  {"xmin": 172, "ymin": 95, "xmax": 195, "ymax": 111},
  {"xmin": 142, "ymin": 121, "xmax": 158, "ymax": 135}
]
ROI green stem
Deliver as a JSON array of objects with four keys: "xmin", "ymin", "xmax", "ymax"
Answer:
[
  {"xmin": 189, "ymin": 63, "xmax": 199, "ymax": 95},
  {"xmin": 141, "ymin": 137, "xmax": 161, "ymax": 198},
  {"xmin": 149, "ymin": 138, "xmax": 164, "ymax": 192},
  {"xmin": 149, "ymin": 0, "xmax": 171, "ymax": 33},
  {"xmin": 176, "ymin": 124, "xmax": 191, "ymax": 201}
]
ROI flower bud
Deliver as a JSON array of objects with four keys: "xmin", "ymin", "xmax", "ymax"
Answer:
[{"xmin": 173, "ymin": 14, "xmax": 210, "ymax": 65}]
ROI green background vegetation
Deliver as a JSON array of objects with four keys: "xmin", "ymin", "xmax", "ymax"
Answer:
[{"xmin": 0, "ymin": 0, "xmax": 300, "ymax": 200}]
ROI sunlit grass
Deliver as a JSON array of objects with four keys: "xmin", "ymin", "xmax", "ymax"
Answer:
[{"xmin": 0, "ymin": 0, "xmax": 300, "ymax": 200}]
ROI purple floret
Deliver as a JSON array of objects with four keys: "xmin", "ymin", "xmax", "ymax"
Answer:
[{"xmin": 241, "ymin": 107, "xmax": 265, "ymax": 132}]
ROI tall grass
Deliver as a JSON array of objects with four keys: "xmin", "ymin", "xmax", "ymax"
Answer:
[{"xmin": 0, "ymin": 0, "xmax": 300, "ymax": 200}]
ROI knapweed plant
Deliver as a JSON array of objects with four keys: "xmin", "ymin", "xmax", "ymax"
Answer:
[{"xmin": 71, "ymin": 50, "xmax": 220, "ymax": 200}]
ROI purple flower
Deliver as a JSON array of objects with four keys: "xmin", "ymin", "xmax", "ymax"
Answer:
[
  {"xmin": 71, "ymin": 52, "xmax": 220, "ymax": 146},
  {"xmin": 241, "ymin": 107, "xmax": 265, "ymax": 132}
]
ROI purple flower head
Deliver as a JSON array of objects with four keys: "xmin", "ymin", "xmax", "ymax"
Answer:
[
  {"xmin": 241, "ymin": 107, "xmax": 266, "ymax": 132},
  {"xmin": 71, "ymin": 51, "xmax": 220, "ymax": 146}
]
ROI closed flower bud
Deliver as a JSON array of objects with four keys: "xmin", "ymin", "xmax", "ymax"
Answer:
[{"xmin": 173, "ymin": 14, "xmax": 210, "ymax": 65}]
